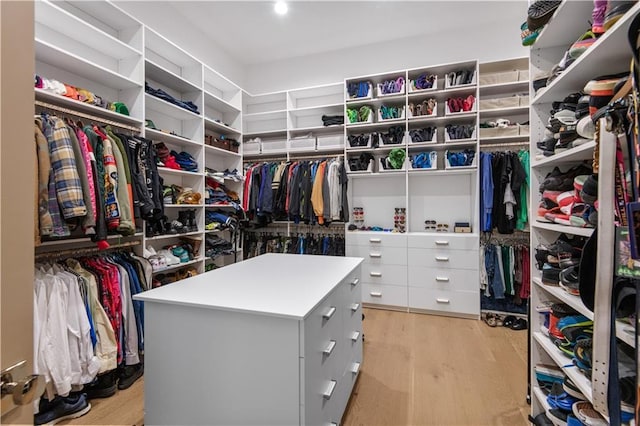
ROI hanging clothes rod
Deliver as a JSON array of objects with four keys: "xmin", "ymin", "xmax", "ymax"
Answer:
[
  {"xmin": 35, "ymin": 240, "xmax": 140, "ymax": 260},
  {"xmin": 35, "ymin": 100, "xmax": 141, "ymax": 133},
  {"xmin": 244, "ymin": 153, "xmax": 345, "ymax": 163},
  {"xmin": 480, "ymin": 141, "xmax": 530, "ymax": 148},
  {"xmin": 289, "ymin": 153, "xmax": 344, "ymax": 161}
]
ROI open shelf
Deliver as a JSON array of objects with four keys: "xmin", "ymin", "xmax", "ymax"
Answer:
[
  {"xmin": 479, "ymin": 81, "xmax": 529, "ymax": 97},
  {"xmin": 480, "ymin": 135, "xmax": 530, "ymax": 144},
  {"xmin": 152, "ymin": 258, "xmax": 203, "ymax": 275},
  {"xmin": 145, "ymin": 93, "xmax": 202, "ymax": 121},
  {"xmin": 532, "ymin": 386, "xmax": 551, "ymax": 413},
  {"xmin": 145, "ymin": 128, "xmax": 201, "ymax": 148},
  {"xmin": 146, "ymin": 230, "xmax": 203, "ymax": 241},
  {"xmin": 204, "ymin": 144, "xmax": 241, "ymax": 158},
  {"xmin": 533, "ymin": 332, "xmax": 593, "ymax": 403},
  {"xmin": 531, "ymin": 221, "xmax": 594, "ymax": 237},
  {"xmin": 157, "ymin": 167, "xmax": 202, "ymax": 177},
  {"xmin": 479, "ymin": 106, "xmax": 529, "ymax": 118},
  {"xmin": 533, "ymin": 277, "xmax": 593, "ymax": 320},
  {"xmin": 38, "ymin": 232, "xmax": 143, "ymax": 247},
  {"xmin": 204, "ymin": 117, "xmax": 241, "ymax": 136},
  {"xmin": 531, "ymin": 141, "xmax": 595, "ymax": 168},
  {"xmin": 533, "ymin": 1, "xmax": 595, "ymax": 50},
  {"xmin": 36, "ymin": 39, "xmax": 141, "ymax": 90},
  {"xmin": 35, "ymin": 88, "xmax": 144, "ymax": 126},
  {"xmin": 289, "ymin": 125, "xmax": 344, "ymax": 136},
  {"xmin": 204, "ymin": 90, "xmax": 241, "ymax": 114},
  {"xmin": 146, "ymin": 59, "xmax": 200, "ymax": 94}
]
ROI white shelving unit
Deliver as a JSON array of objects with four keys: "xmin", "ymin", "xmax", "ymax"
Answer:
[
  {"xmin": 34, "ymin": 0, "xmax": 245, "ymax": 284},
  {"xmin": 529, "ymin": 3, "xmax": 640, "ymax": 421}
]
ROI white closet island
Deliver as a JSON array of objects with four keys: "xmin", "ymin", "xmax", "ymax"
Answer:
[{"xmin": 134, "ymin": 253, "xmax": 363, "ymax": 425}]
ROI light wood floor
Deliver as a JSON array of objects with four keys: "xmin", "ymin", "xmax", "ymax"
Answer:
[{"xmin": 62, "ymin": 308, "xmax": 528, "ymax": 426}]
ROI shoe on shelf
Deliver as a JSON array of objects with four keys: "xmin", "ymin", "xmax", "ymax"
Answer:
[
  {"xmin": 542, "ymin": 263, "xmax": 562, "ymax": 285},
  {"xmin": 569, "ymin": 30, "xmax": 598, "ymax": 59},
  {"xmin": 604, "ymin": 2, "xmax": 636, "ymax": 32},
  {"xmin": 527, "ymin": 0, "xmax": 562, "ymax": 30},
  {"xmin": 562, "ymin": 377, "xmax": 586, "ymax": 400},
  {"xmin": 531, "ymin": 413, "xmax": 555, "ymax": 426},
  {"xmin": 572, "ymin": 401, "xmax": 607, "ymax": 426}
]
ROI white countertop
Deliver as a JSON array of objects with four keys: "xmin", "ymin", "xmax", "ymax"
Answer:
[{"xmin": 134, "ymin": 254, "xmax": 363, "ymax": 319}]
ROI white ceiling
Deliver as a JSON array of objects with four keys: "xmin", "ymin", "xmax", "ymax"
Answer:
[{"xmin": 161, "ymin": 1, "xmax": 527, "ymax": 65}]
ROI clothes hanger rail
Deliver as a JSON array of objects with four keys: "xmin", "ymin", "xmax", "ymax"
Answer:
[
  {"xmin": 34, "ymin": 240, "xmax": 140, "ymax": 261},
  {"xmin": 35, "ymin": 100, "xmax": 141, "ymax": 133}
]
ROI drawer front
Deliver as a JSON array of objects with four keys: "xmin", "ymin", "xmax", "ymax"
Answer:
[
  {"xmin": 408, "ymin": 287, "xmax": 479, "ymax": 315},
  {"xmin": 343, "ymin": 266, "xmax": 362, "ymax": 305},
  {"xmin": 407, "ymin": 248, "xmax": 478, "ymax": 270},
  {"xmin": 408, "ymin": 267, "xmax": 479, "ymax": 292},
  {"xmin": 346, "ymin": 245, "xmax": 407, "ymax": 266},
  {"xmin": 346, "ymin": 233, "xmax": 407, "ymax": 248},
  {"xmin": 303, "ymin": 292, "xmax": 343, "ymax": 378},
  {"xmin": 362, "ymin": 283, "xmax": 408, "ymax": 307},
  {"xmin": 361, "ymin": 263, "xmax": 407, "ymax": 286},
  {"xmin": 302, "ymin": 362, "xmax": 340, "ymax": 426},
  {"xmin": 408, "ymin": 234, "xmax": 479, "ymax": 250}
]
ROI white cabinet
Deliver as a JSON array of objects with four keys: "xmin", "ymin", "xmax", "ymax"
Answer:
[{"xmin": 134, "ymin": 254, "xmax": 363, "ymax": 425}]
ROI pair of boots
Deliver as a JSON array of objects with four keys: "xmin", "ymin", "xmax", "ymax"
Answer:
[
  {"xmin": 82, "ymin": 363, "xmax": 144, "ymax": 399},
  {"xmin": 175, "ymin": 210, "xmax": 197, "ymax": 233}
]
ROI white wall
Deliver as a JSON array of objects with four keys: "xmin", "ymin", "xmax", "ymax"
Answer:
[
  {"xmin": 114, "ymin": 1, "xmax": 246, "ymax": 88},
  {"xmin": 243, "ymin": 18, "xmax": 527, "ymax": 94}
]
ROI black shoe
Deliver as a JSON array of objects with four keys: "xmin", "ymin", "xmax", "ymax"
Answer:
[
  {"xmin": 510, "ymin": 318, "xmax": 528, "ymax": 330},
  {"xmin": 542, "ymin": 264, "xmax": 562, "ymax": 285},
  {"xmin": 83, "ymin": 370, "xmax": 117, "ymax": 399},
  {"xmin": 530, "ymin": 413, "xmax": 554, "ymax": 426},
  {"xmin": 118, "ymin": 363, "xmax": 144, "ymax": 390},
  {"xmin": 35, "ymin": 393, "xmax": 91, "ymax": 425},
  {"xmin": 527, "ymin": 1, "xmax": 562, "ymax": 30},
  {"xmin": 546, "ymin": 408, "xmax": 568, "ymax": 426},
  {"xmin": 503, "ymin": 315, "xmax": 517, "ymax": 327}
]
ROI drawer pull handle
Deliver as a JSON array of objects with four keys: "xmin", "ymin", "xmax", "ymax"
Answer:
[
  {"xmin": 435, "ymin": 256, "xmax": 449, "ymax": 262},
  {"xmin": 351, "ymin": 303, "xmax": 360, "ymax": 312},
  {"xmin": 369, "ymin": 238, "xmax": 381, "ymax": 243},
  {"xmin": 352, "ymin": 362, "xmax": 361, "ymax": 375},
  {"xmin": 323, "ymin": 306, "xmax": 336, "ymax": 320},
  {"xmin": 369, "ymin": 253, "xmax": 382, "ymax": 258},
  {"xmin": 370, "ymin": 292, "xmax": 382, "ymax": 297},
  {"xmin": 435, "ymin": 276, "xmax": 450, "ymax": 282},
  {"xmin": 370, "ymin": 272, "xmax": 382, "ymax": 277},
  {"xmin": 323, "ymin": 380, "xmax": 337, "ymax": 400},
  {"xmin": 351, "ymin": 278, "xmax": 360, "ymax": 287},
  {"xmin": 436, "ymin": 298, "xmax": 450, "ymax": 304},
  {"xmin": 323, "ymin": 340, "xmax": 336, "ymax": 356},
  {"xmin": 351, "ymin": 331, "xmax": 360, "ymax": 341},
  {"xmin": 435, "ymin": 240, "xmax": 449, "ymax": 246}
]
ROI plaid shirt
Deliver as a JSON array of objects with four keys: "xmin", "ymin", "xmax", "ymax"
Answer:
[{"xmin": 46, "ymin": 117, "xmax": 87, "ymax": 219}]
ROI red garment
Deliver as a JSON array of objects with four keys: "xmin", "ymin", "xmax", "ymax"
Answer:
[
  {"xmin": 520, "ymin": 246, "xmax": 530, "ymax": 299},
  {"xmin": 243, "ymin": 166, "xmax": 253, "ymax": 211}
]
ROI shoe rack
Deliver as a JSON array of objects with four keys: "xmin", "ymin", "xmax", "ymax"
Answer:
[
  {"xmin": 33, "ymin": 0, "xmax": 245, "ymax": 283},
  {"xmin": 528, "ymin": 1, "xmax": 640, "ymax": 422}
]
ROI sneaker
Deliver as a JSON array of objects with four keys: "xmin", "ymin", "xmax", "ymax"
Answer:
[
  {"xmin": 528, "ymin": 0, "xmax": 562, "ymax": 30},
  {"xmin": 35, "ymin": 393, "xmax": 91, "ymax": 425},
  {"xmin": 559, "ymin": 266, "xmax": 580, "ymax": 296},
  {"xmin": 570, "ymin": 30, "xmax": 598, "ymax": 58},
  {"xmin": 576, "ymin": 115, "xmax": 595, "ymax": 139},
  {"xmin": 573, "ymin": 338, "xmax": 593, "ymax": 376},
  {"xmin": 83, "ymin": 370, "xmax": 117, "ymax": 399},
  {"xmin": 604, "ymin": 2, "xmax": 636, "ymax": 32},
  {"xmin": 580, "ymin": 174, "xmax": 598, "ymax": 204},
  {"xmin": 118, "ymin": 363, "xmax": 144, "ymax": 390},
  {"xmin": 562, "ymin": 377, "xmax": 586, "ymax": 400},
  {"xmin": 543, "ymin": 263, "xmax": 562, "ymax": 285},
  {"xmin": 572, "ymin": 401, "xmax": 607, "ymax": 426}
]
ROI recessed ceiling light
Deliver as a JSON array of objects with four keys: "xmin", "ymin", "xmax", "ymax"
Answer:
[{"xmin": 274, "ymin": 1, "xmax": 288, "ymax": 15}]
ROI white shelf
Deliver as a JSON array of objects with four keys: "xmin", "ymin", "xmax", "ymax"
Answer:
[
  {"xmin": 152, "ymin": 258, "xmax": 203, "ymax": 274},
  {"xmin": 532, "ymin": 2, "xmax": 640, "ymax": 106},
  {"xmin": 409, "ymin": 168, "xmax": 476, "ymax": 176},
  {"xmin": 479, "ymin": 81, "xmax": 529, "ymax": 97},
  {"xmin": 533, "ymin": 276, "xmax": 593, "ymax": 320},
  {"xmin": 289, "ymin": 125, "xmax": 344, "ymax": 135},
  {"xmin": 35, "ymin": 0, "xmax": 142, "ymax": 60},
  {"xmin": 146, "ymin": 230, "xmax": 203, "ymax": 241},
  {"xmin": 205, "ymin": 204, "xmax": 237, "ymax": 209},
  {"xmin": 480, "ymin": 135, "xmax": 530, "ymax": 144},
  {"xmin": 164, "ymin": 204, "xmax": 204, "ymax": 208},
  {"xmin": 479, "ymin": 106, "xmax": 529, "ymax": 118},
  {"xmin": 532, "ymin": 386, "xmax": 551, "ymax": 413},
  {"xmin": 204, "ymin": 143, "xmax": 241, "ymax": 158},
  {"xmin": 36, "ymin": 39, "xmax": 141, "ymax": 90},
  {"xmin": 346, "ymin": 94, "xmax": 404, "ymax": 106},
  {"xmin": 533, "ymin": 1, "xmax": 595, "ymax": 50},
  {"xmin": 531, "ymin": 141, "xmax": 596, "ymax": 168},
  {"xmin": 204, "ymin": 117, "xmax": 241, "ymax": 136},
  {"xmin": 243, "ymin": 129, "xmax": 288, "ymax": 138},
  {"xmin": 35, "ymin": 88, "xmax": 144, "ymax": 126},
  {"xmin": 145, "ymin": 59, "xmax": 201, "ymax": 93},
  {"xmin": 533, "ymin": 331, "xmax": 593, "ymax": 403},
  {"xmin": 345, "ymin": 121, "xmax": 407, "ymax": 132},
  {"xmin": 243, "ymin": 110, "xmax": 287, "ymax": 121},
  {"xmin": 145, "ymin": 93, "xmax": 202, "ymax": 121},
  {"xmin": 38, "ymin": 232, "xmax": 143, "ymax": 247},
  {"xmin": 409, "ymin": 141, "xmax": 477, "ymax": 150},
  {"xmin": 157, "ymin": 167, "xmax": 202, "ymax": 177},
  {"xmin": 289, "ymin": 103, "xmax": 344, "ymax": 114},
  {"xmin": 531, "ymin": 221, "xmax": 594, "ymax": 237},
  {"xmin": 145, "ymin": 128, "xmax": 202, "ymax": 148},
  {"xmin": 408, "ymin": 111, "xmax": 476, "ymax": 123},
  {"xmin": 204, "ymin": 90, "xmax": 241, "ymax": 114}
]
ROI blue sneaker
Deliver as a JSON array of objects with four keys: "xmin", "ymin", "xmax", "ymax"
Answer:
[{"xmin": 35, "ymin": 393, "xmax": 91, "ymax": 425}]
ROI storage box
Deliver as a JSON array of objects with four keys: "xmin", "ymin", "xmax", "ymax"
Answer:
[
  {"xmin": 208, "ymin": 137, "xmax": 229, "ymax": 150},
  {"xmin": 518, "ymin": 69, "xmax": 530, "ymax": 82},
  {"xmin": 317, "ymin": 134, "xmax": 344, "ymax": 150},
  {"xmin": 345, "ymin": 82, "xmax": 372, "ymax": 101},
  {"xmin": 228, "ymin": 140, "xmax": 240, "ymax": 153},
  {"xmin": 346, "ymin": 107, "xmax": 373, "ymax": 124},
  {"xmin": 445, "ymin": 98, "xmax": 477, "ymax": 115},
  {"xmin": 408, "ymin": 76, "xmax": 438, "ymax": 93},
  {"xmin": 519, "ymin": 124, "xmax": 530, "ymax": 136},
  {"xmin": 479, "ymin": 70, "xmax": 518, "ymax": 86},
  {"xmin": 376, "ymin": 79, "xmax": 405, "ymax": 97},
  {"xmin": 444, "ymin": 127, "xmax": 477, "ymax": 142},
  {"xmin": 519, "ymin": 95, "xmax": 530, "ymax": 107},
  {"xmin": 445, "ymin": 70, "xmax": 477, "ymax": 88},
  {"xmin": 445, "ymin": 150, "xmax": 477, "ymax": 169},
  {"xmin": 479, "ymin": 96, "xmax": 519, "ymax": 110},
  {"xmin": 408, "ymin": 101, "xmax": 437, "ymax": 119},
  {"xmin": 261, "ymin": 138, "xmax": 288, "ymax": 153},
  {"xmin": 479, "ymin": 126, "xmax": 519, "ymax": 138},
  {"xmin": 409, "ymin": 128, "xmax": 437, "ymax": 144},
  {"xmin": 347, "ymin": 133, "xmax": 374, "ymax": 149},
  {"xmin": 379, "ymin": 158, "xmax": 407, "ymax": 172},
  {"xmin": 243, "ymin": 140, "xmax": 261, "ymax": 154},
  {"xmin": 378, "ymin": 105, "xmax": 406, "ymax": 122},
  {"xmin": 409, "ymin": 152, "xmax": 438, "ymax": 171},
  {"xmin": 380, "ymin": 131, "xmax": 408, "ymax": 146},
  {"xmin": 347, "ymin": 158, "xmax": 373, "ymax": 173},
  {"xmin": 289, "ymin": 136, "xmax": 316, "ymax": 152}
]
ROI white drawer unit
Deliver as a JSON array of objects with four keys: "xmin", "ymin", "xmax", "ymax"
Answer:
[
  {"xmin": 407, "ymin": 234, "xmax": 479, "ymax": 251},
  {"xmin": 346, "ymin": 245, "xmax": 408, "ymax": 266},
  {"xmin": 362, "ymin": 282, "xmax": 408, "ymax": 308},
  {"xmin": 407, "ymin": 247, "xmax": 478, "ymax": 270},
  {"xmin": 408, "ymin": 287, "xmax": 479, "ymax": 316},
  {"xmin": 361, "ymin": 263, "xmax": 408, "ymax": 286},
  {"xmin": 135, "ymin": 254, "xmax": 363, "ymax": 426},
  {"xmin": 346, "ymin": 232, "xmax": 408, "ymax": 248},
  {"xmin": 408, "ymin": 266, "xmax": 479, "ymax": 292}
]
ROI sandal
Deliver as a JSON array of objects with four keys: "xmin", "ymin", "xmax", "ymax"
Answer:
[{"xmin": 484, "ymin": 312, "xmax": 498, "ymax": 327}]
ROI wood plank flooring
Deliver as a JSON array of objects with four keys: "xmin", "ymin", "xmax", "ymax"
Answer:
[{"xmin": 62, "ymin": 308, "xmax": 528, "ymax": 426}]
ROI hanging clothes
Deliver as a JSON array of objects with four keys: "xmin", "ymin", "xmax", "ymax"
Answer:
[
  {"xmin": 243, "ymin": 230, "xmax": 345, "ymax": 258},
  {"xmin": 480, "ymin": 238, "xmax": 529, "ymax": 314}
]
